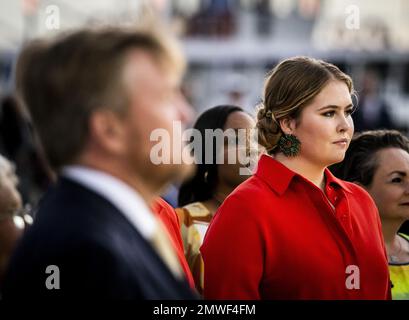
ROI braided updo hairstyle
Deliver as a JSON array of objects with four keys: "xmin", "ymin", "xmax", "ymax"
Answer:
[{"xmin": 257, "ymin": 56, "xmax": 354, "ymax": 155}]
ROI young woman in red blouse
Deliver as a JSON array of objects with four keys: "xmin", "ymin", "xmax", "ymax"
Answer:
[{"xmin": 201, "ymin": 56, "xmax": 391, "ymax": 300}]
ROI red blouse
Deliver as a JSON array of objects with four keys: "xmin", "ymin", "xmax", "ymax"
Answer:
[
  {"xmin": 152, "ymin": 198, "xmax": 195, "ymax": 289},
  {"xmin": 201, "ymin": 155, "xmax": 391, "ymax": 299}
]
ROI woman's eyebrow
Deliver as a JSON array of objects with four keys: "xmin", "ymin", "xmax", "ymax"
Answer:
[
  {"xmin": 318, "ymin": 104, "xmax": 353, "ymax": 111},
  {"xmin": 388, "ymin": 171, "xmax": 407, "ymax": 177}
]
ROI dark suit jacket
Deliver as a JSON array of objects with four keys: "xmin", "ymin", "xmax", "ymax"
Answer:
[{"xmin": 2, "ymin": 177, "xmax": 196, "ymax": 299}]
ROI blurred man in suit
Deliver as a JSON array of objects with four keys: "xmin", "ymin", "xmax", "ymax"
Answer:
[{"xmin": 2, "ymin": 27, "xmax": 196, "ymax": 299}]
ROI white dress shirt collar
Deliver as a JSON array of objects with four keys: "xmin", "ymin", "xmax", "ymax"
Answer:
[{"xmin": 61, "ymin": 165, "xmax": 157, "ymax": 240}]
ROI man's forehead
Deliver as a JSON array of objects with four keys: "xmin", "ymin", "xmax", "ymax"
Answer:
[{"xmin": 123, "ymin": 50, "xmax": 182, "ymax": 86}]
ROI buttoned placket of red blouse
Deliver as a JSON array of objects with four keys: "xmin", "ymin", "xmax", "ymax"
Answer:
[{"xmin": 311, "ymin": 174, "xmax": 360, "ymax": 272}]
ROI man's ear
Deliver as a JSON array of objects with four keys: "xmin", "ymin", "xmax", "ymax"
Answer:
[
  {"xmin": 278, "ymin": 117, "xmax": 297, "ymax": 135},
  {"xmin": 88, "ymin": 109, "xmax": 126, "ymax": 154}
]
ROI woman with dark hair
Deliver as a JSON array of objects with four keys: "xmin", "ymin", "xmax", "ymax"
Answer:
[
  {"xmin": 201, "ymin": 56, "xmax": 391, "ymax": 299},
  {"xmin": 176, "ymin": 105, "xmax": 256, "ymax": 294},
  {"xmin": 331, "ymin": 130, "xmax": 409, "ymax": 299}
]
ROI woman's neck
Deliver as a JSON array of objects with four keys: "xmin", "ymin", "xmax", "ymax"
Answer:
[
  {"xmin": 274, "ymin": 153, "xmax": 326, "ymax": 190},
  {"xmin": 381, "ymin": 218, "xmax": 409, "ymax": 263},
  {"xmin": 213, "ymin": 185, "xmax": 232, "ymax": 206},
  {"xmin": 381, "ymin": 218, "xmax": 404, "ymax": 245},
  {"xmin": 203, "ymin": 184, "xmax": 233, "ymax": 216}
]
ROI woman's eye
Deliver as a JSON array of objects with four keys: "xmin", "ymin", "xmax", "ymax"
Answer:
[
  {"xmin": 345, "ymin": 109, "xmax": 354, "ymax": 116},
  {"xmin": 391, "ymin": 177, "xmax": 402, "ymax": 183},
  {"xmin": 323, "ymin": 111, "xmax": 335, "ymax": 117}
]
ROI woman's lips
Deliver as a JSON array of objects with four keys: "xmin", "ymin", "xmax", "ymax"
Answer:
[{"xmin": 333, "ymin": 139, "xmax": 348, "ymax": 147}]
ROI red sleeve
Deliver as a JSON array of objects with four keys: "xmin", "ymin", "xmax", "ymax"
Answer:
[
  {"xmin": 201, "ymin": 193, "xmax": 264, "ymax": 299},
  {"xmin": 352, "ymin": 184, "xmax": 392, "ymax": 300},
  {"xmin": 151, "ymin": 198, "xmax": 195, "ymax": 289},
  {"xmin": 374, "ymin": 206, "xmax": 392, "ymax": 300}
]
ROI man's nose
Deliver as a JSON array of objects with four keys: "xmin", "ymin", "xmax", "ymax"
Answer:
[{"xmin": 178, "ymin": 94, "xmax": 194, "ymax": 124}]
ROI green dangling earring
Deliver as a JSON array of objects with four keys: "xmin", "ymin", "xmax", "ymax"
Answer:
[{"xmin": 278, "ymin": 134, "xmax": 301, "ymax": 157}]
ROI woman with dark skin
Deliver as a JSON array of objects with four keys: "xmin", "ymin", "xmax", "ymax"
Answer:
[{"xmin": 176, "ymin": 105, "xmax": 257, "ymax": 294}]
